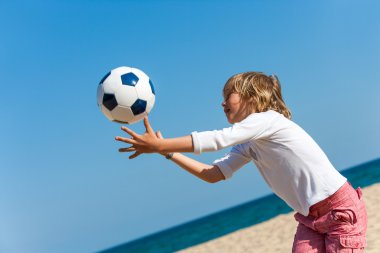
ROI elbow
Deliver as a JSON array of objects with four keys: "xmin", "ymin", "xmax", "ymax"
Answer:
[
  {"xmin": 201, "ymin": 165, "xmax": 226, "ymax": 184},
  {"xmin": 202, "ymin": 169, "xmax": 225, "ymax": 184},
  {"xmin": 205, "ymin": 177, "xmax": 222, "ymax": 184},
  {"xmin": 212, "ymin": 178, "xmax": 224, "ymax": 183}
]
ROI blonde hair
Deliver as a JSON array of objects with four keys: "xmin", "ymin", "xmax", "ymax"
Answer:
[{"xmin": 223, "ymin": 72, "xmax": 292, "ymax": 119}]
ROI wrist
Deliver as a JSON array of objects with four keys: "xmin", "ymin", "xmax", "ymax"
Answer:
[
  {"xmin": 155, "ymin": 138, "xmax": 166, "ymax": 153},
  {"xmin": 165, "ymin": 153, "xmax": 174, "ymax": 160}
]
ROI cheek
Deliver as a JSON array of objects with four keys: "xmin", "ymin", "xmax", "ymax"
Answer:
[
  {"xmin": 230, "ymin": 99, "xmax": 242, "ymax": 107},
  {"xmin": 236, "ymin": 103, "xmax": 251, "ymax": 117}
]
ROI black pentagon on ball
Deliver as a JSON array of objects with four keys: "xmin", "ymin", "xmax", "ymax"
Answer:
[
  {"xmin": 149, "ymin": 79, "xmax": 155, "ymax": 95},
  {"xmin": 99, "ymin": 72, "xmax": 111, "ymax": 84},
  {"xmin": 131, "ymin": 99, "xmax": 147, "ymax": 115},
  {"xmin": 103, "ymin": 93, "xmax": 118, "ymax": 111},
  {"xmin": 121, "ymin": 72, "xmax": 139, "ymax": 86}
]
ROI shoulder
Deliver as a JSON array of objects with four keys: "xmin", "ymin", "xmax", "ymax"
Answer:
[
  {"xmin": 244, "ymin": 110, "xmax": 283, "ymax": 122},
  {"xmin": 236, "ymin": 110, "xmax": 296, "ymax": 140},
  {"xmin": 237, "ymin": 110, "xmax": 286, "ymax": 130}
]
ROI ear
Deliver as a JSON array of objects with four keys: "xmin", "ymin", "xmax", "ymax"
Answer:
[{"xmin": 243, "ymin": 98, "xmax": 257, "ymax": 114}]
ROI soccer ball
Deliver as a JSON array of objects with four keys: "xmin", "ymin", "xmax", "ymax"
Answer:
[{"xmin": 97, "ymin": 66, "xmax": 155, "ymax": 124}]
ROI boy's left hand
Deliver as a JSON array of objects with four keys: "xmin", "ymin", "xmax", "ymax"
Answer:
[{"xmin": 115, "ymin": 117, "xmax": 161, "ymax": 159}]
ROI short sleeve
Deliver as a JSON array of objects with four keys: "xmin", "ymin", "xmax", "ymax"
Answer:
[{"xmin": 213, "ymin": 145, "xmax": 252, "ymax": 179}]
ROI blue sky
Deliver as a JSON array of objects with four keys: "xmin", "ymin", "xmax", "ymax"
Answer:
[{"xmin": 1, "ymin": 0, "xmax": 379, "ymax": 252}]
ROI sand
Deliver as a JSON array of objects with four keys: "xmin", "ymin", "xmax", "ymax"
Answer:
[{"xmin": 179, "ymin": 183, "xmax": 380, "ymax": 253}]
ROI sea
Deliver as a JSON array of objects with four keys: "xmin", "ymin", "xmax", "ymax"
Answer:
[{"xmin": 99, "ymin": 158, "xmax": 380, "ymax": 253}]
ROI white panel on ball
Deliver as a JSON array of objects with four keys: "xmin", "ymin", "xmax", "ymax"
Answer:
[
  {"xmin": 102, "ymin": 72, "xmax": 121, "ymax": 94},
  {"xmin": 115, "ymin": 86, "xmax": 138, "ymax": 107},
  {"xmin": 135, "ymin": 81, "xmax": 153, "ymax": 101},
  {"xmin": 111, "ymin": 106, "xmax": 135, "ymax": 123},
  {"xmin": 146, "ymin": 95, "xmax": 155, "ymax": 113}
]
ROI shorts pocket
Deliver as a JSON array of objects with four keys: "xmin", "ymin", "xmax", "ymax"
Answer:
[
  {"xmin": 331, "ymin": 209, "xmax": 357, "ymax": 225},
  {"xmin": 339, "ymin": 235, "xmax": 367, "ymax": 249}
]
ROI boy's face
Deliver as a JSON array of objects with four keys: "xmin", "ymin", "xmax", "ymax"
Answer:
[{"xmin": 222, "ymin": 93, "xmax": 253, "ymax": 124}]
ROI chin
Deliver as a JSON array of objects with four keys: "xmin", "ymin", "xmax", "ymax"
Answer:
[{"xmin": 225, "ymin": 114, "xmax": 236, "ymax": 124}]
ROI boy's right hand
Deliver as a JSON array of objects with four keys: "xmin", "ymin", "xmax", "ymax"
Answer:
[
  {"xmin": 116, "ymin": 116, "xmax": 194, "ymax": 158},
  {"xmin": 116, "ymin": 117, "xmax": 162, "ymax": 159}
]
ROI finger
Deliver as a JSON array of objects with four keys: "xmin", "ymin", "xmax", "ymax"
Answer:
[
  {"xmin": 156, "ymin": 131, "xmax": 163, "ymax": 139},
  {"xmin": 129, "ymin": 151, "xmax": 141, "ymax": 159},
  {"xmin": 119, "ymin": 146, "xmax": 136, "ymax": 152},
  {"xmin": 121, "ymin": 126, "xmax": 140, "ymax": 139},
  {"xmin": 144, "ymin": 117, "xmax": 154, "ymax": 134},
  {"xmin": 115, "ymin": 136, "xmax": 138, "ymax": 145}
]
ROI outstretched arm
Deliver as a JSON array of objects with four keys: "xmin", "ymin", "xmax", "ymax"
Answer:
[
  {"xmin": 115, "ymin": 117, "xmax": 225, "ymax": 183},
  {"xmin": 164, "ymin": 152, "xmax": 225, "ymax": 183},
  {"xmin": 115, "ymin": 117, "xmax": 193, "ymax": 158}
]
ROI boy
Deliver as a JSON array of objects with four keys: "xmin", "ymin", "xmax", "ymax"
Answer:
[{"xmin": 115, "ymin": 72, "xmax": 367, "ymax": 252}]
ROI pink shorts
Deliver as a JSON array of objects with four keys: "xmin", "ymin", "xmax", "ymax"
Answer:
[{"xmin": 292, "ymin": 182, "xmax": 367, "ymax": 253}]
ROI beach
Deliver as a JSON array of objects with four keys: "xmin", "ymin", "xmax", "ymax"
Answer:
[{"xmin": 179, "ymin": 183, "xmax": 380, "ymax": 253}]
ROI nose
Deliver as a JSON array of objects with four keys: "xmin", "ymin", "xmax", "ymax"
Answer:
[{"xmin": 221, "ymin": 101, "xmax": 226, "ymax": 107}]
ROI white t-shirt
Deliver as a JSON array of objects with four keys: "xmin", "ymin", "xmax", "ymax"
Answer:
[{"xmin": 191, "ymin": 110, "xmax": 346, "ymax": 216}]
